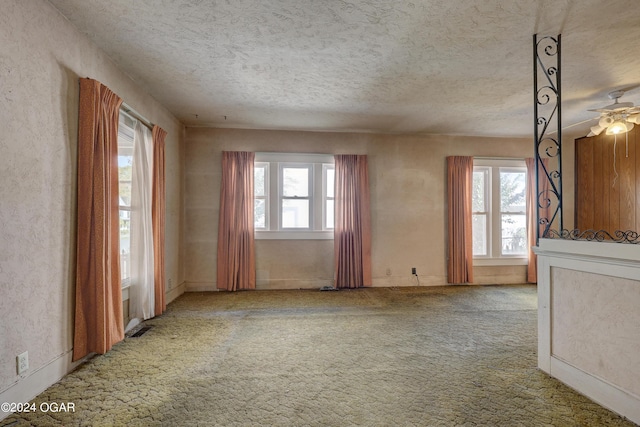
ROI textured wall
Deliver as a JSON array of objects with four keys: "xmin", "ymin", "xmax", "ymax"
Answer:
[
  {"xmin": 552, "ymin": 267, "xmax": 640, "ymax": 398},
  {"xmin": 0, "ymin": 1, "xmax": 184, "ymax": 394},
  {"xmin": 184, "ymin": 128, "xmax": 532, "ymax": 290}
]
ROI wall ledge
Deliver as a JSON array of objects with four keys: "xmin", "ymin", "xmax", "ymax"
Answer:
[{"xmin": 536, "ymin": 238, "xmax": 640, "ymax": 265}]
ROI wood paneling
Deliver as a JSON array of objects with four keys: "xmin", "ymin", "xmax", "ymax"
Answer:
[
  {"xmin": 621, "ymin": 130, "xmax": 636, "ymax": 230},
  {"xmin": 575, "ymin": 126, "xmax": 640, "ymax": 234}
]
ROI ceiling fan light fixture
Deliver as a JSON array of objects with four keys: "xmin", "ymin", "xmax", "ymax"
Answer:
[
  {"xmin": 583, "ymin": 90, "xmax": 638, "ymax": 137},
  {"xmin": 599, "ymin": 116, "xmax": 614, "ymax": 127},
  {"xmin": 605, "ymin": 120, "xmax": 629, "ymax": 135},
  {"xmin": 627, "ymin": 114, "xmax": 640, "ymax": 124},
  {"xmin": 589, "ymin": 125, "xmax": 605, "ymax": 136}
]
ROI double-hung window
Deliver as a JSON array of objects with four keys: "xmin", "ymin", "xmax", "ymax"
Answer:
[
  {"xmin": 255, "ymin": 153, "xmax": 334, "ymax": 239},
  {"xmin": 472, "ymin": 159, "xmax": 527, "ymax": 264},
  {"xmin": 117, "ymin": 113, "xmax": 135, "ymax": 287},
  {"xmin": 281, "ymin": 163, "xmax": 312, "ymax": 228}
]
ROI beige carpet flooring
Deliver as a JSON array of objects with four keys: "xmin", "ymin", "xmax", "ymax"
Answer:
[{"xmin": 2, "ymin": 285, "xmax": 636, "ymax": 426}]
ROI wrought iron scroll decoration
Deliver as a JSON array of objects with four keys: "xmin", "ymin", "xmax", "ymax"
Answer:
[
  {"xmin": 533, "ymin": 34, "xmax": 562, "ymax": 243},
  {"xmin": 546, "ymin": 229, "xmax": 640, "ymax": 244},
  {"xmin": 533, "ymin": 34, "xmax": 640, "ymax": 244}
]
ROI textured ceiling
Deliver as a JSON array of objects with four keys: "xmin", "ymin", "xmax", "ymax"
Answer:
[{"xmin": 49, "ymin": 0, "xmax": 640, "ymax": 138}]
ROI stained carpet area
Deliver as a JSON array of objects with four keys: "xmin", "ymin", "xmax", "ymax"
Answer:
[{"xmin": 2, "ymin": 285, "xmax": 636, "ymax": 426}]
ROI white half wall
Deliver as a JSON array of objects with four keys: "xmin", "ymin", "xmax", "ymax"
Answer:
[{"xmin": 536, "ymin": 239, "xmax": 640, "ymax": 425}]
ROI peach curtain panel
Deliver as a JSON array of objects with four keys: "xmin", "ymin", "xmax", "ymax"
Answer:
[
  {"xmin": 334, "ymin": 155, "xmax": 372, "ymax": 289},
  {"xmin": 217, "ymin": 151, "xmax": 256, "ymax": 291},
  {"xmin": 73, "ymin": 78, "xmax": 124, "ymax": 361},
  {"xmin": 152, "ymin": 125, "xmax": 167, "ymax": 313},
  {"xmin": 525, "ymin": 157, "xmax": 550, "ymax": 283},
  {"xmin": 525, "ymin": 158, "xmax": 537, "ymax": 283},
  {"xmin": 446, "ymin": 156, "xmax": 474, "ymax": 284}
]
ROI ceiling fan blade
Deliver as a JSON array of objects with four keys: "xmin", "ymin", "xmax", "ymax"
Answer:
[
  {"xmin": 589, "ymin": 125, "xmax": 605, "ymax": 136},
  {"xmin": 564, "ymin": 117, "xmax": 599, "ymax": 129},
  {"xmin": 627, "ymin": 114, "xmax": 640, "ymax": 124},
  {"xmin": 547, "ymin": 117, "xmax": 598, "ymax": 134}
]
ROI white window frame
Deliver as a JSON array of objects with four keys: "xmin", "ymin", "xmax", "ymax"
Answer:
[
  {"xmin": 254, "ymin": 162, "xmax": 269, "ymax": 230},
  {"xmin": 473, "ymin": 158, "xmax": 528, "ymax": 266},
  {"xmin": 323, "ymin": 164, "xmax": 335, "ymax": 230},
  {"xmin": 279, "ymin": 162, "xmax": 313, "ymax": 230},
  {"xmin": 255, "ymin": 153, "xmax": 334, "ymax": 240}
]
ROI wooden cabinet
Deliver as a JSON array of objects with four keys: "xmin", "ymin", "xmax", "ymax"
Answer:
[{"xmin": 575, "ymin": 127, "xmax": 639, "ymax": 233}]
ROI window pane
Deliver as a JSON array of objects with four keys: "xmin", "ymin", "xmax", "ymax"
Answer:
[
  {"xmin": 119, "ymin": 209, "xmax": 130, "ymax": 280},
  {"xmin": 501, "ymin": 214, "xmax": 527, "ymax": 255},
  {"xmin": 500, "ymin": 171, "xmax": 526, "ymax": 212},
  {"xmin": 118, "ymin": 182, "xmax": 132, "ymax": 206},
  {"xmin": 283, "ymin": 167, "xmax": 309, "ymax": 197},
  {"xmin": 118, "ymin": 155, "xmax": 132, "ymax": 179},
  {"xmin": 254, "ymin": 199, "xmax": 265, "ymax": 229},
  {"xmin": 282, "ymin": 199, "xmax": 309, "ymax": 228},
  {"xmin": 118, "ymin": 153, "xmax": 132, "ymax": 207},
  {"xmin": 472, "ymin": 213, "xmax": 487, "ymax": 256},
  {"xmin": 117, "ymin": 115, "xmax": 133, "ymax": 282},
  {"xmin": 253, "ymin": 167, "xmax": 264, "ymax": 196},
  {"xmin": 326, "ymin": 168, "xmax": 335, "ymax": 198},
  {"xmin": 255, "ymin": 166, "xmax": 266, "ymax": 197},
  {"xmin": 472, "ymin": 170, "xmax": 486, "ymax": 212},
  {"xmin": 326, "ymin": 200, "xmax": 334, "ymax": 229}
]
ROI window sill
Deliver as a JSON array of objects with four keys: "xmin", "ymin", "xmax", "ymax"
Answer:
[
  {"xmin": 473, "ymin": 257, "xmax": 528, "ymax": 266},
  {"xmin": 255, "ymin": 230, "xmax": 334, "ymax": 240}
]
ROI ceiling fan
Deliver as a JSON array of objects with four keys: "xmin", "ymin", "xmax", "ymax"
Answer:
[{"xmin": 587, "ymin": 90, "xmax": 640, "ymax": 137}]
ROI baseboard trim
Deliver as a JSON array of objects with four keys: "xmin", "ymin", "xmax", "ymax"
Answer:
[
  {"xmin": 550, "ymin": 356, "xmax": 640, "ymax": 425},
  {"xmin": 256, "ymin": 279, "xmax": 332, "ymax": 290},
  {"xmin": 166, "ymin": 281, "xmax": 186, "ymax": 303},
  {"xmin": 185, "ymin": 282, "xmax": 218, "ymax": 292},
  {"xmin": 371, "ymin": 275, "xmax": 445, "ymax": 287},
  {"xmin": 0, "ymin": 349, "xmax": 88, "ymax": 421}
]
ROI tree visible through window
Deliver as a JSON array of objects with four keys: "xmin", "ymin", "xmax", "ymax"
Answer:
[
  {"xmin": 472, "ymin": 167, "xmax": 489, "ymax": 256},
  {"xmin": 472, "ymin": 160, "xmax": 527, "ymax": 259},
  {"xmin": 500, "ymin": 170, "xmax": 527, "ymax": 255}
]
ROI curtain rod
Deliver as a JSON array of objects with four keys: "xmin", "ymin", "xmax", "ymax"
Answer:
[{"xmin": 121, "ymin": 102, "xmax": 154, "ymax": 130}]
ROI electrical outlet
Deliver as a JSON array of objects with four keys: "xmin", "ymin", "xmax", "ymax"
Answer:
[
  {"xmin": 386, "ymin": 268, "xmax": 391, "ymax": 276},
  {"xmin": 17, "ymin": 351, "xmax": 28, "ymax": 375},
  {"xmin": 168, "ymin": 278, "xmax": 173, "ymax": 288},
  {"xmin": 411, "ymin": 267, "xmax": 417, "ymax": 275}
]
